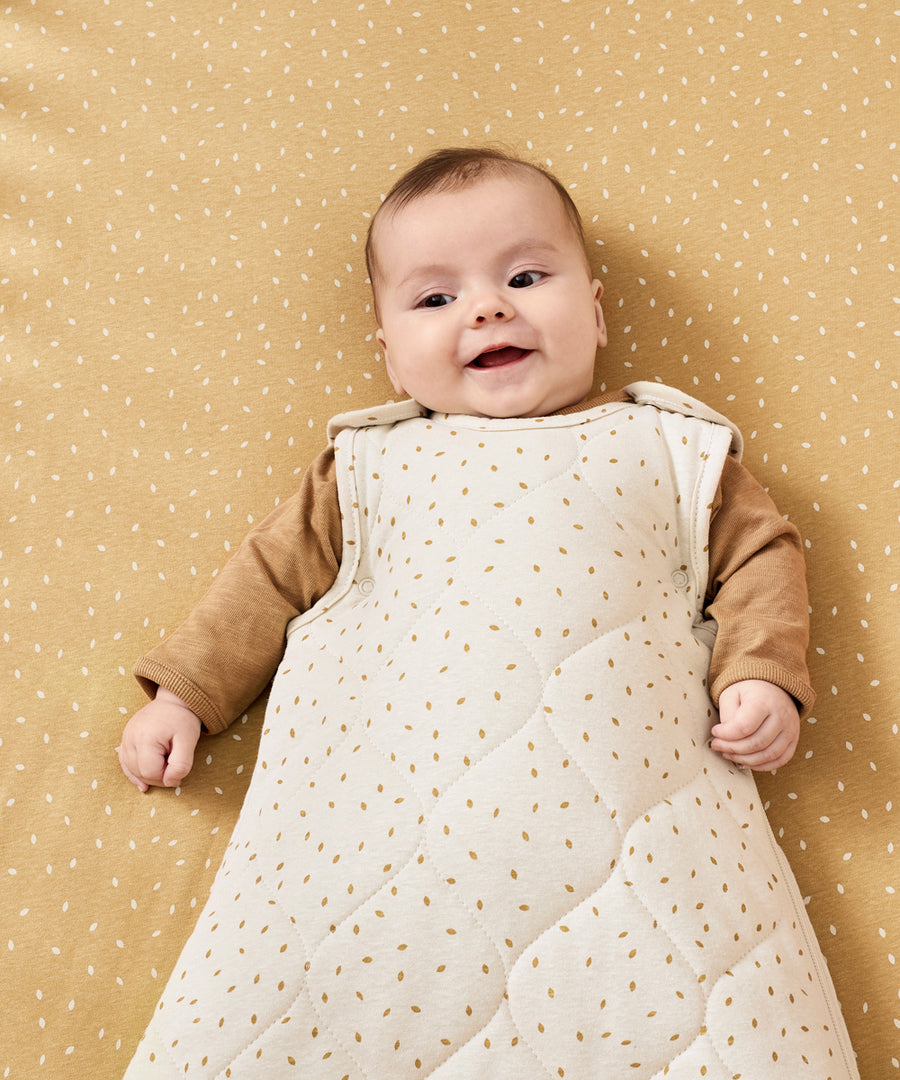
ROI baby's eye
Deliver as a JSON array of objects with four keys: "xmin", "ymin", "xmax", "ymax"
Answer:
[
  {"xmin": 418, "ymin": 293, "xmax": 454, "ymax": 308},
  {"xmin": 508, "ymin": 270, "xmax": 543, "ymax": 289}
]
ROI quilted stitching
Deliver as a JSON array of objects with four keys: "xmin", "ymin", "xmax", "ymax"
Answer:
[{"xmin": 125, "ymin": 401, "xmax": 856, "ymax": 1079}]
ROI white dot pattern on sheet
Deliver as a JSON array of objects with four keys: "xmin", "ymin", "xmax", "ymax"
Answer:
[{"xmin": 2, "ymin": 0, "xmax": 895, "ymax": 1076}]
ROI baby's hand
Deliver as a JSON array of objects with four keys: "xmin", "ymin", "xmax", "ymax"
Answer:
[
  {"xmin": 118, "ymin": 688, "xmax": 202, "ymax": 791},
  {"xmin": 710, "ymin": 680, "xmax": 799, "ymax": 772}
]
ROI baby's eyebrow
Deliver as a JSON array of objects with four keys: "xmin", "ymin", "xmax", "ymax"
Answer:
[
  {"xmin": 396, "ymin": 240, "xmax": 563, "ymax": 292},
  {"xmin": 498, "ymin": 239, "xmax": 562, "ymax": 261},
  {"xmin": 397, "ymin": 263, "xmax": 454, "ymax": 291}
]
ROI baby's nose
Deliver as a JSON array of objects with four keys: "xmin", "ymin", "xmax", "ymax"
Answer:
[{"xmin": 471, "ymin": 291, "xmax": 514, "ymax": 324}]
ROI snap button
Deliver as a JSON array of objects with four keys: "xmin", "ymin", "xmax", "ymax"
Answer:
[
  {"xmin": 671, "ymin": 569, "xmax": 689, "ymax": 589},
  {"xmin": 357, "ymin": 577, "xmax": 375, "ymax": 595}
]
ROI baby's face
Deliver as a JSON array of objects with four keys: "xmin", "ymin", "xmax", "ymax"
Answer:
[{"xmin": 372, "ymin": 172, "xmax": 607, "ymax": 418}]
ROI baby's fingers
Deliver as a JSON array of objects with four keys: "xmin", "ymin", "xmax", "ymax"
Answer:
[
  {"xmin": 160, "ymin": 730, "xmax": 197, "ymax": 787},
  {"xmin": 712, "ymin": 680, "xmax": 800, "ymax": 772},
  {"xmin": 712, "ymin": 720, "xmax": 797, "ymax": 772},
  {"xmin": 117, "ymin": 740, "xmax": 163, "ymax": 792},
  {"xmin": 117, "ymin": 751, "xmax": 150, "ymax": 793},
  {"xmin": 711, "ymin": 711, "xmax": 776, "ymax": 753}
]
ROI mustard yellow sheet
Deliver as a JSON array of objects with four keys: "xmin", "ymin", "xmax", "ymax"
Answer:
[{"xmin": 3, "ymin": 2, "xmax": 895, "ymax": 1077}]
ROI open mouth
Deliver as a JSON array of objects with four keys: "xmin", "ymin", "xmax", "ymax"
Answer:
[{"xmin": 468, "ymin": 346, "xmax": 530, "ymax": 369}]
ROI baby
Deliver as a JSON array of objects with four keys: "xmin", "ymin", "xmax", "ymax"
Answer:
[
  {"xmin": 119, "ymin": 147, "xmax": 810, "ymax": 790},
  {"xmin": 121, "ymin": 148, "xmax": 862, "ymax": 1080}
]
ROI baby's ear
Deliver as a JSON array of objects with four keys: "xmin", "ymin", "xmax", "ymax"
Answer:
[
  {"xmin": 376, "ymin": 329, "xmax": 404, "ymax": 394},
  {"xmin": 592, "ymin": 280, "xmax": 608, "ymax": 348}
]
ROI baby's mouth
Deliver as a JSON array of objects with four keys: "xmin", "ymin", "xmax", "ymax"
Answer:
[{"xmin": 468, "ymin": 346, "xmax": 530, "ymax": 369}]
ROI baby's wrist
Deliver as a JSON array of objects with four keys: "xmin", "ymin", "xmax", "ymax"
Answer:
[{"xmin": 155, "ymin": 686, "xmax": 198, "ymax": 714}]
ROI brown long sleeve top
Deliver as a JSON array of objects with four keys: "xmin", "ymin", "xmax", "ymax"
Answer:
[{"xmin": 134, "ymin": 389, "xmax": 815, "ymax": 733}]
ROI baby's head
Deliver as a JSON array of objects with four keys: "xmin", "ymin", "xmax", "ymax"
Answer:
[{"xmin": 366, "ymin": 148, "xmax": 607, "ymax": 419}]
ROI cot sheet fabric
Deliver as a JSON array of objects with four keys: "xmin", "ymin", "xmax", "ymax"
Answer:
[
  {"xmin": 5, "ymin": 4, "xmax": 896, "ymax": 1077},
  {"xmin": 124, "ymin": 397, "xmax": 857, "ymax": 1079}
]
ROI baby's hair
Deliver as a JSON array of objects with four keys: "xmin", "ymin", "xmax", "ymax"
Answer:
[{"xmin": 365, "ymin": 146, "xmax": 588, "ymax": 303}]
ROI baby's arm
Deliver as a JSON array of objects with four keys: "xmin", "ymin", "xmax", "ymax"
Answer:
[
  {"xmin": 120, "ymin": 444, "xmax": 342, "ymax": 792},
  {"xmin": 118, "ymin": 688, "xmax": 202, "ymax": 792},
  {"xmin": 710, "ymin": 680, "xmax": 799, "ymax": 772},
  {"xmin": 703, "ymin": 455, "xmax": 813, "ymax": 773},
  {"xmin": 131, "ymin": 445, "xmax": 342, "ymax": 737}
]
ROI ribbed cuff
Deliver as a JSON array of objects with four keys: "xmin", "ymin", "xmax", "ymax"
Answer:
[{"xmin": 133, "ymin": 657, "xmax": 227, "ymax": 733}]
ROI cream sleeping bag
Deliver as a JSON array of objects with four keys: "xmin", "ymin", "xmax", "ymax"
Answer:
[{"xmin": 124, "ymin": 385, "xmax": 857, "ymax": 1079}]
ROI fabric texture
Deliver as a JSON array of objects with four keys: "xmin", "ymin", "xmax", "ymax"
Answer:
[
  {"xmin": 124, "ymin": 392, "xmax": 856, "ymax": 1078},
  {"xmin": 4, "ymin": 4, "xmax": 894, "ymax": 1077}
]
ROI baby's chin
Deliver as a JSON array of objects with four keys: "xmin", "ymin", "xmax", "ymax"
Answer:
[
  {"xmin": 420, "ymin": 379, "xmax": 593, "ymax": 419},
  {"xmin": 470, "ymin": 394, "xmax": 590, "ymax": 420},
  {"xmin": 517, "ymin": 389, "xmax": 593, "ymax": 419}
]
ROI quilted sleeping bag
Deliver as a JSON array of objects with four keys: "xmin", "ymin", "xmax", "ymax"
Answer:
[{"xmin": 124, "ymin": 385, "xmax": 858, "ymax": 1079}]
